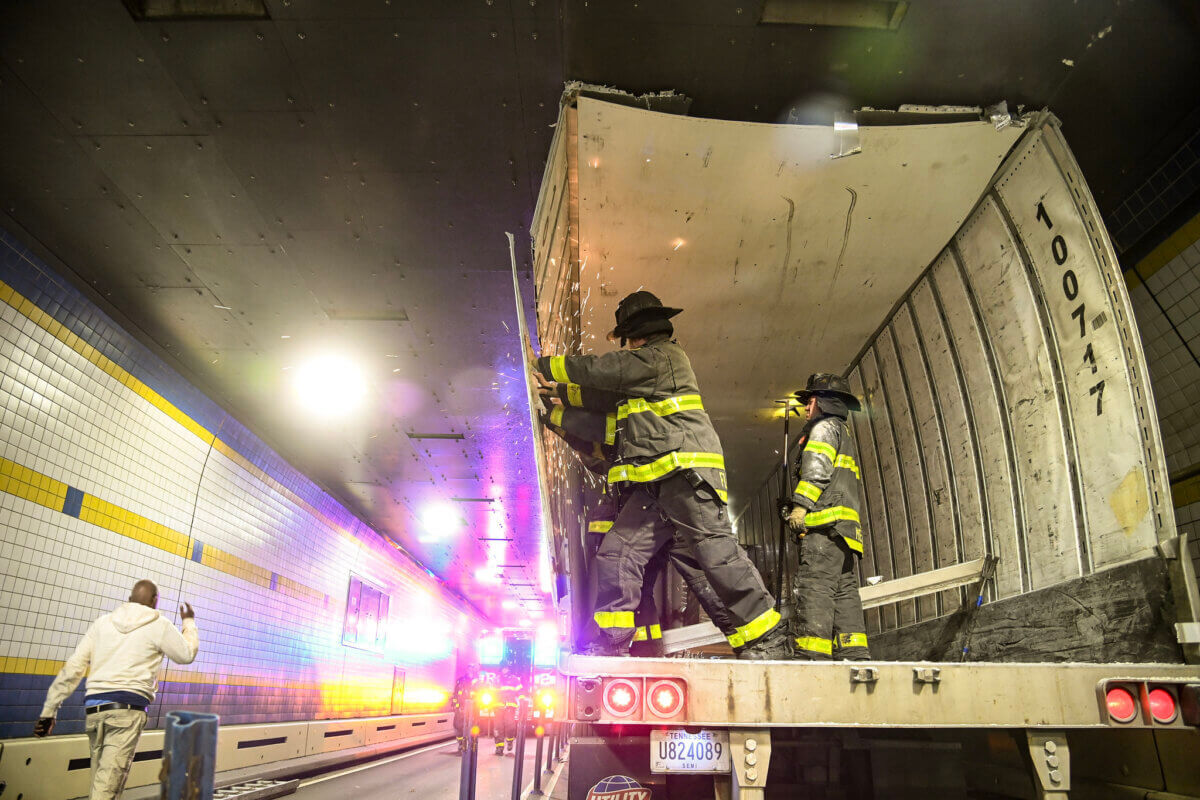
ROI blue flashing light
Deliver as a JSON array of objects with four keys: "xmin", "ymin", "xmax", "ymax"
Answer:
[{"xmin": 477, "ymin": 636, "xmax": 504, "ymax": 665}]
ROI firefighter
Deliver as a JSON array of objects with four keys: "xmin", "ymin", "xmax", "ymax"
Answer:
[
  {"xmin": 451, "ymin": 666, "xmax": 478, "ymax": 753},
  {"xmin": 533, "ymin": 291, "xmax": 789, "ymax": 659},
  {"xmin": 783, "ymin": 373, "xmax": 871, "ymax": 661},
  {"xmin": 494, "ymin": 665, "xmax": 524, "ymax": 755},
  {"xmin": 544, "ymin": 400, "xmax": 747, "ymax": 655}
]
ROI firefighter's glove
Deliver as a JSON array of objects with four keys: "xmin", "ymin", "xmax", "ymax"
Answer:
[
  {"xmin": 777, "ymin": 499, "xmax": 792, "ymax": 521},
  {"xmin": 786, "ymin": 506, "xmax": 808, "ymax": 533}
]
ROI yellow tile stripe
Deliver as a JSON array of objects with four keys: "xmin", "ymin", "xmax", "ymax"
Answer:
[
  {"xmin": 0, "ymin": 281, "xmax": 215, "ymax": 447},
  {"xmin": 0, "ymin": 277, "xmax": 441, "ymax": 588},
  {"xmin": 79, "ymin": 493, "xmax": 192, "ymax": 559},
  {"xmin": 0, "ymin": 655, "xmax": 319, "ymax": 691},
  {"xmin": 0, "ymin": 456, "xmax": 326, "ymax": 605},
  {"xmin": 0, "ymin": 457, "xmax": 69, "ymax": 510},
  {"xmin": 1125, "ymin": 211, "xmax": 1200, "ymax": 288},
  {"xmin": 0, "ymin": 277, "xmax": 377, "ymax": 559}
]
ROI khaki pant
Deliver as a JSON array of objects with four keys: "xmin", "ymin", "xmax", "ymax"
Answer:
[{"xmin": 86, "ymin": 708, "xmax": 148, "ymax": 800}]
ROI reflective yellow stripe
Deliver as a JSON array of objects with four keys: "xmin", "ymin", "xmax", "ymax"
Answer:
[
  {"xmin": 716, "ymin": 488, "xmax": 728, "ymax": 503},
  {"xmin": 844, "ymin": 534, "xmax": 863, "ymax": 554},
  {"xmin": 616, "ymin": 394, "xmax": 704, "ymax": 421},
  {"xmin": 794, "ymin": 480, "xmax": 821, "ymax": 502},
  {"xmin": 588, "ymin": 520, "xmax": 613, "ymax": 533},
  {"xmin": 835, "ymin": 454, "xmax": 860, "ymax": 479},
  {"xmin": 794, "ymin": 636, "xmax": 833, "ymax": 655},
  {"xmin": 549, "ymin": 356, "xmax": 569, "ymax": 383},
  {"xmin": 604, "ymin": 413, "xmax": 616, "ymax": 445},
  {"xmin": 649, "ymin": 624, "xmax": 662, "ymax": 639},
  {"xmin": 806, "ymin": 505, "xmax": 860, "ymax": 527},
  {"xmin": 633, "ymin": 626, "xmax": 648, "ymax": 642},
  {"xmin": 566, "ymin": 383, "xmax": 583, "ymax": 407},
  {"xmin": 736, "ymin": 607, "xmax": 780, "ymax": 644},
  {"xmin": 607, "ymin": 452, "xmax": 725, "ymax": 484},
  {"xmin": 835, "ymin": 632, "xmax": 868, "ymax": 649},
  {"xmin": 549, "ymin": 406, "xmax": 564, "ymax": 427},
  {"xmin": 804, "ymin": 440, "xmax": 837, "ymax": 460},
  {"xmin": 726, "ymin": 632, "xmax": 746, "ymax": 648},
  {"xmin": 593, "ymin": 610, "xmax": 635, "ymax": 629}
]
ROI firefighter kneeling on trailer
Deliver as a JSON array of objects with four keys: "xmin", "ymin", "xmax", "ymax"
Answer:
[
  {"xmin": 494, "ymin": 665, "xmax": 524, "ymax": 755},
  {"xmin": 534, "ymin": 291, "xmax": 789, "ymax": 659},
  {"xmin": 784, "ymin": 373, "xmax": 872, "ymax": 661}
]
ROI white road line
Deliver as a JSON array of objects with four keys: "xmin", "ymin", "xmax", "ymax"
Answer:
[{"xmin": 298, "ymin": 739, "xmax": 453, "ymax": 787}]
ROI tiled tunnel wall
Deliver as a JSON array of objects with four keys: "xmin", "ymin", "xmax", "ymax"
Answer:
[
  {"xmin": 0, "ymin": 228, "xmax": 484, "ymax": 739},
  {"xmin": 1125, "ymin": 213, "xmax": 1200, "ymax": 575}
]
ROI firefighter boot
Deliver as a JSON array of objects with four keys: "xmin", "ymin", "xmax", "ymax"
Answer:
[
  {"xmin": 737, "ymin": 621, "xmax": 793, "ymax": 660},
  {"xmin": 494, "ymin": 741, "xmax": 505, "ymax": 755},
  {"xmin": 506, "ymin": 738, "xmax": 514, "ymax": 754}
]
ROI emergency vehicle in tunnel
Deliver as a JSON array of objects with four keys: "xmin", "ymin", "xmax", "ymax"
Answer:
[{"xmin": 523, "ymin": 85, "xmax": 1200, "ymax": 799}]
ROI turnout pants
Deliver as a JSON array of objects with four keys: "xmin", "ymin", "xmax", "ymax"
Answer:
[
  {"xmin": 592, "ymin": 472, "xmax": 777, "ymax": 649},
  {"xmin": 86, "ymin": 707, "xmax": 147, "ymax": 800},
  {"xmin": 791, "ymin": 530, "xmax": 870, "ymax": 660},
  {"xmin": 494, "ymin": 706, "xmax": 517, "ymax": 749}
]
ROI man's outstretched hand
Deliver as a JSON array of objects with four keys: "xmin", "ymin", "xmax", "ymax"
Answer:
[
  {"xmin": 34, "ymin": 717, "xmax": 54, "ymax": 737},
  {"xmin": 179, "ymin": 602, "xmax": 195, "ymax": 620}
]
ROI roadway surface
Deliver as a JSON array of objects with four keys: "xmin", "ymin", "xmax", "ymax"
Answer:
[{"xmin": 294, "ymin": 737, "xmax": 549, "ymax": 800}]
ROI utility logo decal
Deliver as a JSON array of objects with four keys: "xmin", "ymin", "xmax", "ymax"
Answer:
[{"xmin": 586, "ymin": 775, "xmax": 651, "ymax": 800}]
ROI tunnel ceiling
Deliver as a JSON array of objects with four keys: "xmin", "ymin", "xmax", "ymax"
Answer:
[{"xmin": 0, "ymin": 0, "xmax": 1196, "ymax": 624}]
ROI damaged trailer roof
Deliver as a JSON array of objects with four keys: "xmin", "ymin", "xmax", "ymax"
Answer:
[{"xmin": 569, "ymin": 99, "xmax": 1027, "ymax": 513}]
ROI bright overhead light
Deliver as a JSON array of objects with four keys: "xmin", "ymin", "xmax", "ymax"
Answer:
[
  {"xmin": 292, "ymin": 354, "xmax": 366, "ymax": 417},
  {"xmin": 419, "ymin": 502, "xmax": 463, "ymax": 541}
]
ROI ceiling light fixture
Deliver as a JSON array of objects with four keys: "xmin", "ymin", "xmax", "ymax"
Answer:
[{"xmin": 291, "ymin": 354, "xmax": 367, "ymax": 418}]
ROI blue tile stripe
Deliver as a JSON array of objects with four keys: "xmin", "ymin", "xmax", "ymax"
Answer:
[{"xmin": 61, "ymin": 486, "xmax": 83, "ymax": 518}]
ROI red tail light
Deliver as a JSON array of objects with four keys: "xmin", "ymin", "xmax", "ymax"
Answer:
[
  {"xmin": 1106, "ymin": 686, "xmax": 1137, "ymax": 723},
  {"xmin": 603, "ymin": 678, "xmax": 640, "ymax": 718},
  {"xmin": 1148, "ymin": 687, "xmax": 1177, "ymax": 724},
  {"xmin": 646, "ymin": 679, "xmax": 685, "ymax": 718}
]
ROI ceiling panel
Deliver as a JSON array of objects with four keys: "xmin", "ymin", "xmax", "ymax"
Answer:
[
  {"xmin": 87, "ymin": 135, "xmax": 271, "ymax": 245},
  {"xmin": 0, "ymin": 1, "xmax": 203, "ymax": 135},
  {"xmin": 208, "ymin": 111, "xmax": 357, "ymax": 232},
  {"xmin": 137, "ymin": 20, "xmax": 312, "ymax": 112}
]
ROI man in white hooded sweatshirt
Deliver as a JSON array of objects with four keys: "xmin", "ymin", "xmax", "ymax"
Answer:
[{"xmin": 34, "ymin": 579, "xmax": 199, "ymax": 800}]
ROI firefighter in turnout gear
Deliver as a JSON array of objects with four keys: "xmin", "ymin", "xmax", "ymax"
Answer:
[
  {"xmin": 494, "ymin": 666, "xmax": 524, "ymax": 755},
  {"xmin": 543, "ymin": 403, "xmax": 745, "ymax": 655},
  {"xmin": 534, "ymin": 291, "xmax": 789, "ymax": 659},
  {"xmin": 451, "ymin": 667, "xmax": 478, "ymax": 753},
  {"xmin": 785, "ymin": 373, "xmax": 871, "ymax": 660}
]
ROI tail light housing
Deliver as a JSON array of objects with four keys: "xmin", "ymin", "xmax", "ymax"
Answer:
[
  {"xmin": 646, "ymin": 679, "xmax": 686, "ymax": 719},
  {"xmin": 1099, "ymin": 681, "xmax": 1199, "ymax": 728},
  {"xmin": 1105, "ymin": 684, "xmax": 1138, "ymax": 723},
  {"xmin": 602, "ymin": 678, "xmax": 640, "ymax": 718},
  {"xmin": 572, "ymin": 676, "xmax": 689, "ymax": 722},
  {"xmin": 1147, "ymin": 687, "xmax": 1177, "ymax": 724}
]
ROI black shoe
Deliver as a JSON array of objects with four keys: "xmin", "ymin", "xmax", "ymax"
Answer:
[{"xmin": 737, "ymin": 623, "xmax": 793, "ymax": 660}]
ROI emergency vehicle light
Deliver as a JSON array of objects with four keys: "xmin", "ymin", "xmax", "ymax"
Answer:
[
  {"xmin": 539, "ymin": 690, "xmax": 555, "ymax": 709},
  {"xmin": 479, "ymin": 691, "xmax": 494, "ymax": 708},
  {"xmin": 603, "ymin": 678, "xmax": 640, "ymax": 718}
]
